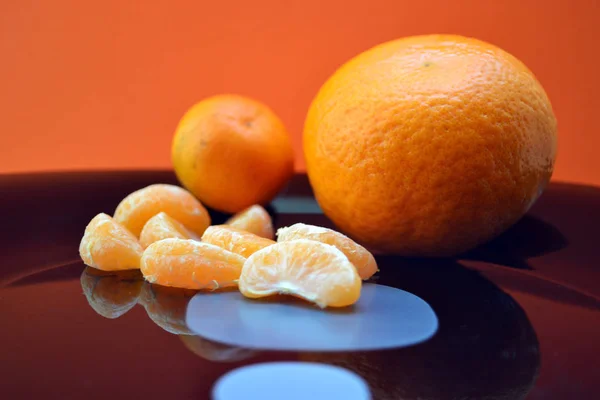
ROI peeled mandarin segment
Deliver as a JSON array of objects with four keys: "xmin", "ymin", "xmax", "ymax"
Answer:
[
  {"xmin": 79, "ymin": 213, "xmax": 144, "ymax": 271},
  {"xmin": 114, "ymin": 184, "xmax": 211, "ymax": 237},
  {"xmin": 239, "ymin": 239, "xmax": 362, "ymax": 308},
  {"xmin": 226, "ymin": 205, "xmax": 275, "ymax": 239},
  {"xmin": 140, "ymin": 238, "xmax": 246, "ymax": 290},
  {"xmin": 139, "ymin": 212, "xmax": 197, "ymax": 248},
  {"xmin": 202, "ymin": 225, "xmax": 276, "ymax": 258},
  {"xmin": 276, "ymin": 223, "xmax": 378, "ymax": 280}
]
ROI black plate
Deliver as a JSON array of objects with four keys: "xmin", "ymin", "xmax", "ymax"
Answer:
[{"xmin": 1, "ymin": 171, "xmax": 599, "ymax": 399}]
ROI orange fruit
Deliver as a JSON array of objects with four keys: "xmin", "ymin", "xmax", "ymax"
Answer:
[
  {"xmin": 277, "ymin": 223, "xmax": 378, "ymax": 280},
  {"xmin": 201, "ymin": 225, "xmax": 275, "ymax": 258},
  {"xmin": 114, "ymin": 184, "xmax": 210, "ymax": 238},
  {"xmin": 139, "ymin": 212, "xmax": 197, "ymax": 248},
  {"xmin": 303, "ymin": 35, "xmax": 558, "ymax": 256},
  {"xmin": 239, "ymin": 239, "xmax": 361, "ymax": 308},
  {"xmin": 140, "ymin": 238, "xmax": 245, "ymax": 290},
  {"xmin": 80, "ymin": 267, "xmax": 143, "ymax": 319},
  {"xmin": 79, "ymin": 213, "xmax": 144, "ymax": 271},
  {"xmin": 171, "ymin": 94, "xmax": 295, "ymax": 213},
  {"xmin": 226, "ymin": 204, "xmax": 275, "ymax": 239}
]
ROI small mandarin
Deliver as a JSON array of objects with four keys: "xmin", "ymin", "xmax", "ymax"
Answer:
[
  {"xmin": 140, "ymin": 238, "xmax": 245, "ymax": 290},
  {"xmin": 202, "ymin": 225, "xmax": 275, "ymax": 258},
  {"xmin": 239, "ymin": 239, "xmax": 362, "ymax": 308},
  {"xmin": 171, "ymin": 94, "xmax": 294, "ymax": 213},
  {"xmin": 79, "ymin": 213, "xmax": 143, "ymax": 271},
  {"xmin": 114, "ymin": 184, "xmax": 210, "ymax": 237}
]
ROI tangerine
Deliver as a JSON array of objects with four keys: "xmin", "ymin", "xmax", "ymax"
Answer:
[{"xmin": 171, "ymin": 94, "xmax": 294, "ymax": 213}]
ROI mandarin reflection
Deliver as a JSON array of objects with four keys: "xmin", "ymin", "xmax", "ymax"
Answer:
[{"xmin": 79, "ymin": 267, "xmax": 258, "ymax": 363}]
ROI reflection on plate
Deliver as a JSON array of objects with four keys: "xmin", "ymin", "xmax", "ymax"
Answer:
[
  {"xmin": 186, "ymin": 283, "xmax": 438, "ymax": 352},
  {"xmin": 79, "ymin": 267, "xmax": 258, "ymax": 363},
  {"xmin": 305, "ymin": 262, "xmax": 541, "ymax": 400},
  {"xmin": 80, "ymin": 267, "xmax": 143, "ymax": 319}
]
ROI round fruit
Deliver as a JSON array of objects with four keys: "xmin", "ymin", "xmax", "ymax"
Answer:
[
  {"xmin": 303, "ymin": 34, "xmax": 558, "ymax": 256},
  {"xmin": 171, "ymin": 94, "xmax": 295, "ymax": 213}
]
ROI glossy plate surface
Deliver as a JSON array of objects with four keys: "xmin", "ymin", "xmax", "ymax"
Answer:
[{"xmin": 1, "ymin": 171, "xmax": 599, "ymax": 399}]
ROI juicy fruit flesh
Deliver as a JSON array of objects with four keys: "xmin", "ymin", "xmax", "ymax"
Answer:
[
  {"xmin": 277, "ymin": 223, "xmax": 378, "ymax": 280},
  {"xmin": 140, "ymin": 238, "xmax": 246, "ymax": 290},
  {"xmin": 79, "ymin": 213, "xmax": 144, "ymax": 271},
  {"xmin": 202, "ymin": 225, "xmax": 276, "ymax": 258},
  {"xmin": 114, "ymin": 184, "xmax": 211, "ymax": 237},
  {"xmin": 303, "ymin": 34, "xmax": 557, "ymax": 256},
  {"xmin": 226, "ymin": 204, "xmax": 275, "ymax": 239},
  {"xmin": 140, "ymin": 212, "xmax": 196, "ymax": 248},
  {"xmin": 239, "ymin": 239, "xmax": 362, "ymax": 308}
]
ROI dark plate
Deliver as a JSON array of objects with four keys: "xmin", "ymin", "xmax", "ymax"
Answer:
[{"xmin": 1, "ymin": 171, "xmax": 599, "ymax": 399}]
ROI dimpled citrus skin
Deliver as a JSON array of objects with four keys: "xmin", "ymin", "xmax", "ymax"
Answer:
[
  {"xmin": 114, "ymin": 184, "xmax": 210, "ymax": 238},
  {"xmin": 79, "ymin": 213, "xmax": 144, "ymax": 271},
  {"xmin": 239, "ymin": 239, "xmax": 361, "ymax": 308},
  {"xmin": 139, "ymin": 212, "xmax": 197, "ymax": 248},
  {"xmin": 171, "ymin": 94, "xmax": 295, "ymax": 213},
  {"xmin": 277, "ymin": 223, "xmax": 378, "ymax": 280},
  {"xmin": 140, "ymin": 238, "xmax": 245, "ymax": 290},
  {"xmin": 226, "ymin": 205, "xmax": 275, "ymax": 239},
  {"xmin": 202, "ymin": 225, "xmax": 276, "ymax": 258},
  {"xmin": 303, "ymin": 34, "xmax": 558, "ymax": 256}
]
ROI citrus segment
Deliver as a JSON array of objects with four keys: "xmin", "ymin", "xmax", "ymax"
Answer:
[
  {"xmin": 226, "ymin": 205, "xmax": 275, "ymax": 239},
  {"xmin": 277, "ymin": 223, "xmax": 378, "ymax": 280},
  {"xmin": 140, "ymin": 212, "xmax": 197, "ymax": 248},
  {"xmin": 140, "ymin": 238, "xmax": 245, "ymax": 290},
  {"xmin": 202, "ymin": 225, "xmax": 275, "ymax": 258},
  {"xmin": 79, "ymin": 213, "xmax": 144, "ymax": 271},
  {"xmin": 239, "ymin": 239, "xmax": 361, "ymax": 308},
  {"xmin": 114, "ymin": 184, "xmax": 210, "ymax": 237}
]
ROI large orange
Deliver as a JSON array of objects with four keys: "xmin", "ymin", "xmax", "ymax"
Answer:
[
  {"xmin": 172, "ymin": 94, "xmax": 294, "ymax": 213},
  {"xmin": 303, "ymin": 35, "xmax": 558, "ymax": 256}
]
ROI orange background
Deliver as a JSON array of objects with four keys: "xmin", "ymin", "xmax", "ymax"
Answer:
[{"xmin": 0, "ymin": 0, "xmax": 598, "ymax": 185}]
